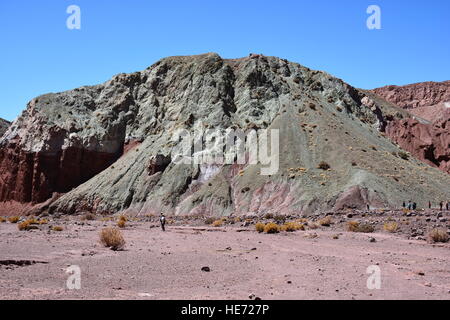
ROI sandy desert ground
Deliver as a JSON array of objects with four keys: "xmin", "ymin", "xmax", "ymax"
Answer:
[{"xmin": 0, "ymin": 213, "xmax": 449, "ymax": 300}]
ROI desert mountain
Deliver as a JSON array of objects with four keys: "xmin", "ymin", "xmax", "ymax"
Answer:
[
  {"xmin": 373, "ymin": 81, "xmax": 450, "ymax": 175},
  {"xmin": 373, "ymin": 81, "xmax": 450, "ymax": 122},
  {"xmin": 1, "ymin": 53, "xmax": 450, "ymax": 216},
  {"xmin": 0, "ymin": 118, "xmax": 10, "ymax": 137}
]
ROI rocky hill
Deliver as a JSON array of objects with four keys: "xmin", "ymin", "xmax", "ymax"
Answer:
[
  {"xmin": 0, "ymin": 118, "xmax": 10, "ymax": 137},
  {"xmin": 373, "ymin": 81, "xmax": 450, "ymax": 175},
  {"xmin": 1, "ymin": 53, "xmax": 450, "ymax": 217},
  {"xmin": 373, "ymin": 81, "xmax": 450, "ymax": 122}
]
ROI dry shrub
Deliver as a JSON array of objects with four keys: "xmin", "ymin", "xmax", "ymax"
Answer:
[
  {"xmin": 428, "ymin": 228, "xmax": 449, "ymax": 243},
  {"xmin": 264, "ymin": 213, "xmax": 274, "ymax": 219},
  {"xmin": 117, "ymin": 219, "xmax": 126, "ymax": 228},
  {"xmin": 255, "ymin": 222, "xmax": 266, "ymax": 233},
  {"xmin": 212, "ymin": 220, "xmax": 223, "ymax": 227},
  {"xmin": 398, "ymin": 151, "xmax": 409, "ymax": 160},
  {"xmin": 27, "ymin": 218, "xmax": 39, "ymax": 225},
  {"xmin": 282, "ymin": 222, "xmax": 304, "ymax": 232},
  {"xmin": 8, "ymin": 216, "xmax": 20, "ymax": 224},
  {"xmin": 273, "ymin": 215, "xmax": 286, "ymax": 224},
  {"xmin": 18, "ymin": 220, "xmax": 32, "ymax": 231},
  {"xmin": 318, "ymin": 216, "xmax": 332, "ymax": 226},
  {"xmin": 100, "ymin": 228, "xmax": 125, "ymax": 251},
  {"xmin": 39, "ymin": 219, "xmax": 48, "ymax": 225},
  {"xmin": 317, "ymin": 161, "xmax": 331, "ymax": 170},
  {"xmin": 347, "ymin": 221, "xmax": 374, "ymax": 233},
  {"xmin": 81, "ymin": 213, "xmax": 96, "ymax": 221},
  {"xmin": 52, "ymin": 226, "xmax": 64, "ymax": 232},
  {"xmin": 264, "ymin": 222, "xmax": 280, "ymax": 234},
  {"xmin": 383, "ymin": 221, "xmax": 399, "ymax": 233},
  {"xmin": 205, "ymin": 217, "xmax": 216, "ymax": 225},
  {"xmin": 0, "ymin": 217, "xmax": 5, "ymax": 223}
]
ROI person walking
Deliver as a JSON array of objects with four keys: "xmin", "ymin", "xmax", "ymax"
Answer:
[
  {"xmin": 428, "ymin": 201, "xmax": 432, "ymax": 209},
  {"xmin": 160, "ymin": 213, "xmax": 166, "ymax": 232},
  {"xmin": 439, "ymin": 201, "xmax": 443, "ymax": 211}
]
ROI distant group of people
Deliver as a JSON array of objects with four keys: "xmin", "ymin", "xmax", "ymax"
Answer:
[
  {"xmin": 403, "ymin": 201, "xmax": 417, "ymax": 210},
  {"xmin": 402, "ymin": 200, "xmax": 450, "ymax": 211}
]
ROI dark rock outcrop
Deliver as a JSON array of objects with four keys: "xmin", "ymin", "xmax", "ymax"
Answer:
[{"xmin": 0, "ymin": 118, "xmax": 10, "ymax": 137}]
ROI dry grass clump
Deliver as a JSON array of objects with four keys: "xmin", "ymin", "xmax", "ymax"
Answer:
[
  {"xmin": 383, "ymin": 221, "xmax": 399, "ymax": 233},
  {"xmin": 100, "ymin": 228, "xmax": 125, "ymax": 251},
  {"xmin": 281, "ymin": 222, "xmax": 304, "ymax": 232},
  {"xmin": 428, "ymin": 228, "xmax": 449, "ymax": 243},
  {"xmin": 52, "ymin": 226, "xmax": 64, "ymax": 232},
  {"xmin": 204, "ymin": 217, "xmax": 216, "ymax": 225},
  {"xmin": 39, "ymin": 219, "xmax": 48, "ymax": 225},
  {"xmin": 8, "ymin": 216, "xmax": 20, "ymax": 224},
  {"xmin": 81, "ymin": 213, "xmax": 96, "ymax": 221},
  {"xmin": 398, "ymin": 151, "xmax": 409, "ymax": 160},
  {"xmin": 318, "ymin": 216, "xmax": 332, "ymax": 226},
  {"xmin": 212, "ymin": 219, "xmax": 224, "ymax": 227},
  {"xmin": 264, "ymin": 222, "xmax": 280, "ymax": 234},
  {"xmin": 347, "ymin": 221, "xmax": 374, "ymax": 233},
  {"xmin": 317, "ymin": 161, "xmax": 331, "ymax": 170},
  {"xmin": 117, "ymin": 215, "xmax": 127, "ymax": 228},
  {"xmin": 255, "ymin": 222, "xmax": 266, "ymax": 233},
  {"xmin": 18, "ymin": 220, "xmax": 32, "ymax": 231},
  {"xmin": 0, "ymin": 217, "xmax": 6, "ymax": 223}
]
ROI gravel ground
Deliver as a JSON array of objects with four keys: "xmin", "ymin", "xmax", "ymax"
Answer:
[{"xmin": 0, "ymin": 213, "xmax": 449, "ymax": 300}]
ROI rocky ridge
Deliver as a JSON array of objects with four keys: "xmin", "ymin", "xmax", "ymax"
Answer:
[{"xmin": 1, "ymin": 53, "xmax": 450, "ymax": 216}]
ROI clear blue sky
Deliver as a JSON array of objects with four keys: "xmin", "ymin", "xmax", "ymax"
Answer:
[{"xmin": 1, "ymin": 0, "xmax": 449, "ymax": 121}]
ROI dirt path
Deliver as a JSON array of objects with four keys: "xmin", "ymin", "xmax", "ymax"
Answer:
[{"xmin": 0, "ymin": 221, "xmax": 449, "ymax": 300}]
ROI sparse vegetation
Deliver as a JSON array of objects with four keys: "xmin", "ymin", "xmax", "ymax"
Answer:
[
  {"xmin": 264, "ymin": 213, "xmax": 274, "ymax": 220},
  {"xmin": 100, "ymin": 227, "xmax": 125, "ymax": 251},
  {"xmin": 255, "ymin": 222, "xmax": 265, "ymax": 233},
  {"xmin": 204, "ymin": 217, "xmax": 216, "ymax": 225},
  {"xmin": 18, "ymin": 220, "xmax": 32, "ymax": 231},
  {"xmin": 398, "ymin": 151, "xmax": 409, "ymax": 160},
  {"xmin": 317, "ymin": 161, "xmax": 330, "ymax": 170},
  {"xmin": 8, "ymin": 216, "xmax": 20, "ymax": 224},
  {"xmin": 273, "ymin": 215, "xmax": 286, "ymax": 224},
  {"xmin": 282, "ymin": 222, "xmax": 304, "ymax": 232},
  {"xmin": 428, "ymin": 228, "xmax": 449, "ymax": 243},
  {"xmin": 52, "ymin": 226, "xmax": 64, "ymax": 232},
  {"xmin": 347, "ymin": 221, "xmax": 374, "ymax": 233},
  {"xmin": 117, "ymin": 215, "xmax": 127, "ymax": 228},
  {"xmin": 81, "ymin": 213, "xmax": 96, "ymax": 221},
  {"xmin": 0, "ymin": 217, "xmax": 5, "ymax": 223},
  {"xmin": 383, "ymin": 221, "xmax": 399, "ymax": 233},
  {"xmin": 212, "ymin": 220, "xmax": 224, "ymax": 227},
  {"xmin": 318, "ymin": 216, "xmax": 332, "ymax": 226},
  {"xmin": 264, "ymin": 222, "xmax": 280, "ymax": 234}
]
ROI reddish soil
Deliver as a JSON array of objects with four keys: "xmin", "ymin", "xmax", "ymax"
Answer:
[{"xmin": 0, "ymin": 212, "xmax": 449, "ymax": 300}]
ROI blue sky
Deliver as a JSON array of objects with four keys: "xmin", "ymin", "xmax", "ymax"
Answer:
[{"xmin": 0, "ymin": 0, "xmax": 449, "ymax": 121}]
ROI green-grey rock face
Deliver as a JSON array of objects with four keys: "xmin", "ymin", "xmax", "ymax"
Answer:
[{"xmin": 1, "ymin": 53, "xmax": 450, "ymax": 216}]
